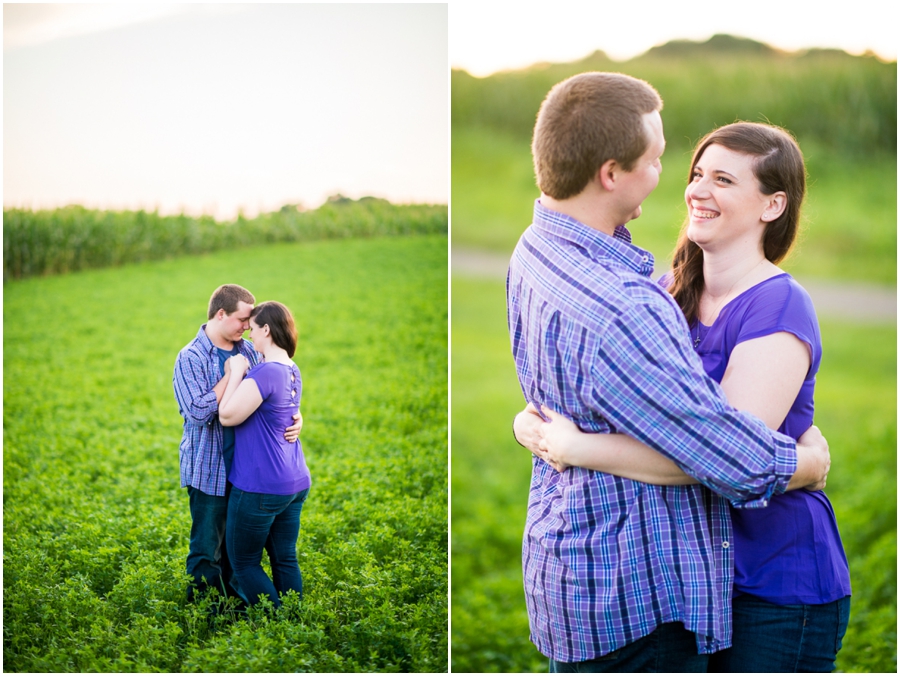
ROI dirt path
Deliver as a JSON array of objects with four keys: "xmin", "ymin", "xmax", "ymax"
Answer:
[{"xmin": 452, "ymin": 247, "xmax": 896, "ymax": 324}]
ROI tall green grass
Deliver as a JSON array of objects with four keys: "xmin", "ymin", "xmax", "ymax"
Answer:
[
  {"xmin": 450, "ymin": 275, "xmax": 896, "ymax": 673},
  {"xmin": 4, "ymin": 235, "xmax": 448, "ymax": 672},
  {"xmin": 3, "ymin": 197, "xmax": 448, "ymax": 281}
]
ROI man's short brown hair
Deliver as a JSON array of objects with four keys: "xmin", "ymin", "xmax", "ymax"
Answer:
[
  {"xmin": 208, "ymin": 284, "xmax": 255, "ymax": 319},
  {"xmin": 532, "ymin": 72, "xmax": 663, "ymax": 200}
]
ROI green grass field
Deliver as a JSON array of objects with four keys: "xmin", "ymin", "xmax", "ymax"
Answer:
[
  {"xmin": 450, "ymin": 276, "xmax": 896, "ymax": 673},
  {"xmin": 3, "ymin": 235, "xmax": 448, "ymax": 672}
]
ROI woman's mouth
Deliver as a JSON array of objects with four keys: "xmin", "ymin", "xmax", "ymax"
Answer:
[{"xmin": 691, "ymin": 207, "xmax": 719, "ymax": 220}]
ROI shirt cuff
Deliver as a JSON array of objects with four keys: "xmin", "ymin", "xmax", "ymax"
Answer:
[{"xmin": 732, "ymin": 434, "xmax": 797, "ymax": 510}]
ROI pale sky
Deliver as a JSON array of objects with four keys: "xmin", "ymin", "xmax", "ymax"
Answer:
[
  {"xmin": 4, "ymin": 3, "xmax": 448, "ymax": 220},
  {"xmin": 450, "ymin": 1, "xmax": 897, "ymax": 77}
]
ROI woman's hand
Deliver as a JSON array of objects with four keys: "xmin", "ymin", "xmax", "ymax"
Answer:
[
  {"xmin": 228, "ymin": 354, "xmax": 250, "ymax": 378},
  {"xmin": 537, "ymin": 406, "xmax": 588, "ymax": 472},
  {"xmin": 513, "ymin": 403, "xmax": 544, "ymax": 455},
  {"xmin": 513, "ymin": 403, "xmax": 564, "ymax": 470}
]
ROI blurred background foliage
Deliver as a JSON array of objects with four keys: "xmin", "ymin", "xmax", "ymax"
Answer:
[
  {"xmin": 451, "ymin": 34, "xmax": 896, "ymax": 284},
  {"xmin": 451, "ymin": 34, "xmax": 896, "ymax": 673}
]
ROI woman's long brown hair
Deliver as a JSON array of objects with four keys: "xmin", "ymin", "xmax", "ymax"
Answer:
[{"xmin": 667, "ymin": 122, "xmax": 807, "ymax": 324}]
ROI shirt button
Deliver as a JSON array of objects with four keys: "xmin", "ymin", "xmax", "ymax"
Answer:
[
  {"xmin": 722, "ymin": 541, "xmax": 730, "ymax": 549},
  {"xmin": 642, "ymin": 256, "xmax": 649, "ymax": 262}
]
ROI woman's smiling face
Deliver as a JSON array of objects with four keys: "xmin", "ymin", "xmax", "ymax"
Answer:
[{"xmin": 684, "ymin": 143, "xmax": 776, "ymax": 252}]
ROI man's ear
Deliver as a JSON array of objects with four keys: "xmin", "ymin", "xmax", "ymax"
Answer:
[{"xmin": 597, "ymin": 159, "xmax": 619, "ymax": 192}]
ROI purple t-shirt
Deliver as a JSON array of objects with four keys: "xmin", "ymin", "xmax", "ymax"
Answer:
[
  {"xmin": 688, "ymin": 272, "xmax": 851, "ymax": 604},
  {"xmin": 231, "ymin": 361, "xmax": 311, "ymax": 496}
]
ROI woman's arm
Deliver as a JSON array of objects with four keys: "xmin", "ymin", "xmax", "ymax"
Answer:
[
  {"xmin": 219, "ymin": 355, "xmax": 263, "ymax": 427},
  {"xmin": 516, "ymin": 331, "xmax": 814, "ymax": 487},
  {"xmin": 515, "ymin": 404, "xmax": 697, "ymax": 484}
]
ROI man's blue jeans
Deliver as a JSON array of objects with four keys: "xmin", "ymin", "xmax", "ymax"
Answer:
[
  {"xmin": 708, "ymin": 594, "xmax": 851, "ymax": 673},
  {"xmin": 549, "ymin": 622, "xmax": 709, "ymax": 672},
  {"xmin": 186, "ymin": 484, "xmax": 238, "ymax": 601},
  {"xmin": 226, "ymin": 486, "xmax": 310, "ymax": 608}
]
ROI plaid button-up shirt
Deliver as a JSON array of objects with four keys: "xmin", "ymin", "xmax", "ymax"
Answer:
[
  {"xmin": 173, "ymin": 325, "xmax": 260, "ymax": 497},
  {"xmin": 507, "ymin": 201, "xmax": 797, "ymax": 661}
]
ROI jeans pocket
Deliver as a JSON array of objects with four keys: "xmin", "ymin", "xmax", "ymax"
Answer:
[{"xmin": 259, "ymin": 493, "xmax": 291, "ymax": 514}]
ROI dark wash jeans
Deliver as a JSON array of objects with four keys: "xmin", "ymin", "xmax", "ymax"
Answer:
[
  {"xmin": 186, "ymin": 484, "xmax": 239, "ymax": 601},
  {"xmin": 226, "ymin": 485, "xmax": 310, "ymax": 608},
  {"xmin": 708, "ymin": 594, "xmax": 851, "ymax": 673},
  {"xmin": 549, "ymin": 622, "xmax": 709, "ymax": 673}
]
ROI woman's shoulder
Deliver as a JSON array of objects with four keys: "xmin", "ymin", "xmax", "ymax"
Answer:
[
  {"xmin": 250, "ymin": 360, "xmax": 299, "ymax": 379},
  {"xmin": 751, "ymin": 272, "xmax": 817, "ymax": 315},
  {"xmin": 732, "ymin": 272, "xmax": 820, "ymax": 345}
]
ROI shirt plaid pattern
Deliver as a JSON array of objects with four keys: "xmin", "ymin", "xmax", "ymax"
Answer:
[
  {"xmin": 507, "ymin": 201, "xmax": 797, "ymax": 661},
  {"xmin": 173, "ymin": 325, "xmax": 260, "ymax": 497}
]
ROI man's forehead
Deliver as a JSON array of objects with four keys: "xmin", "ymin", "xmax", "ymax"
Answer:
[{"xmin": 232, "ymin": 301, "xmax": 254, "ymax": 318}]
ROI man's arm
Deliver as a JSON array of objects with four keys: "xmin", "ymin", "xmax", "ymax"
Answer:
[
  {"xmin": 173, "ymin": 349, "xmax": 224, "ymax": 426},
  {"xmin": 515, "ymin": 403, "xmax": 829, "ymax": 490},
  {"xmin": 566, "ymin": 299, "xmax": 800, "ymax": 506},
  {"xmin": 515, "ymin": 330, "xmax": 829, "ymax": 491}
]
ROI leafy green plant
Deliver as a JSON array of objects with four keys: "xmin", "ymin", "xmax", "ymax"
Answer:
[{"xmin": 4, "ymin": 235, "xmax": 448, "ymax": 672}]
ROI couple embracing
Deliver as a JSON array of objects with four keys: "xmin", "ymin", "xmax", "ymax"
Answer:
[
  {"xmin": 174, "ymin": 284, "xmax": 310, "ymax": 612},
  {"xmin": 507, "ymin": 73, "xmax": 851, "ymax": 672}
]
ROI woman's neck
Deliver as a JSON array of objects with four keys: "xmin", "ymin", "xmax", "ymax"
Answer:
[
  {"xmin": 702, "ymin": 244, "xmax": 770, "ymax": 300},
  {"xmin": 260, "ymin": 344, "xmax": 292, "ymax": 364}
]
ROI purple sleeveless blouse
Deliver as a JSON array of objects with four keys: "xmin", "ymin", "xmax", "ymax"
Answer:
[
  {"xmin": 232, "ymin": 361, "xmax": 311, "ymax": 496},
  {"xmin": 687, "ymin": 273, "xmax": 850, "ymax": 604}
]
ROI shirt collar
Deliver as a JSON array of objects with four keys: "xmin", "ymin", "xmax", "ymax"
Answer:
[
  {"xmin": 198, "ymin": 323, "xmax": 246, "ymax": 354},
  {"xmin": 532, "ymin": 199, "xmax": 655, "ymax": 277}
]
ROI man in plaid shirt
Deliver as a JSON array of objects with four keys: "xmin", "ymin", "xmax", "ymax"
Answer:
[
  {"xmin": 173, "ymin": 284, "xmax": 301, "ymax": 604},
  {"xmin": 507, "ymin": 73, "xmax": 830, "ymax": 671}
]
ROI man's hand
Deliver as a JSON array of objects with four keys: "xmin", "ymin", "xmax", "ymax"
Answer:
[
  {"xmin": 284, "ymin": 409, "xmax": 302, "ymax": 443},
  {"xmin": 789, "ymin": 425, "xmax": 830, "ymax": 491}
]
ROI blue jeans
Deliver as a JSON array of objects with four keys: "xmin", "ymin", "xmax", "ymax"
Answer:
[
  {"xmin": 226, "ymin": 486, "xmax": 310, "ymax": 608},
  {"xmin": 549, "ymin": 622, "xmax": 709, "ymax": 673},
  {"xmin": 186, "ymin": 485, "xmax": 239, "ymax": 601},
  {"xmin": 708, "ymin": 595, "xmax": 851, "ymax": 673}
]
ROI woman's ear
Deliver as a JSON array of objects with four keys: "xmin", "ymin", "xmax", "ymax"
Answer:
[{"xmin": 762, "ymin": 192, "xmax": 787, "ymax": 222}]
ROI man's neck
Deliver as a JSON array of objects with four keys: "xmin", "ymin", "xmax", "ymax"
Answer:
[
  {"xmin": 540, "ymin": 192, "xmax": 623, "ymax": 237},
  {"xmin": 204, "ymin": 323, "xmax": 234, "ymax": 351}
]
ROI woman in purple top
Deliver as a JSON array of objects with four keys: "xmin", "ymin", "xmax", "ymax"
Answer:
[
  {"xmin": 515, "ymin": 123, "xmax": 850, "ymax": 672},
  {"xmin": 219, "ymin": 301, "xmax": 311, "ymax": 608}
]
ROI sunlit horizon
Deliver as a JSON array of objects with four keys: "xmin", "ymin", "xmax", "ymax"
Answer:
[
  {"xmin": 449, "ymin": 1, "xmax": 896, "ymax": 78},
  {"xmin": 4, "ymin": 4, "xmax": 448, "ymax": 221}
]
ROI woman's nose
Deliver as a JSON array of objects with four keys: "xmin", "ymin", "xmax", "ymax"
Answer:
[{"xmin": 687, "ymin": 178, "xmax": 710, "ymax": 200}]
